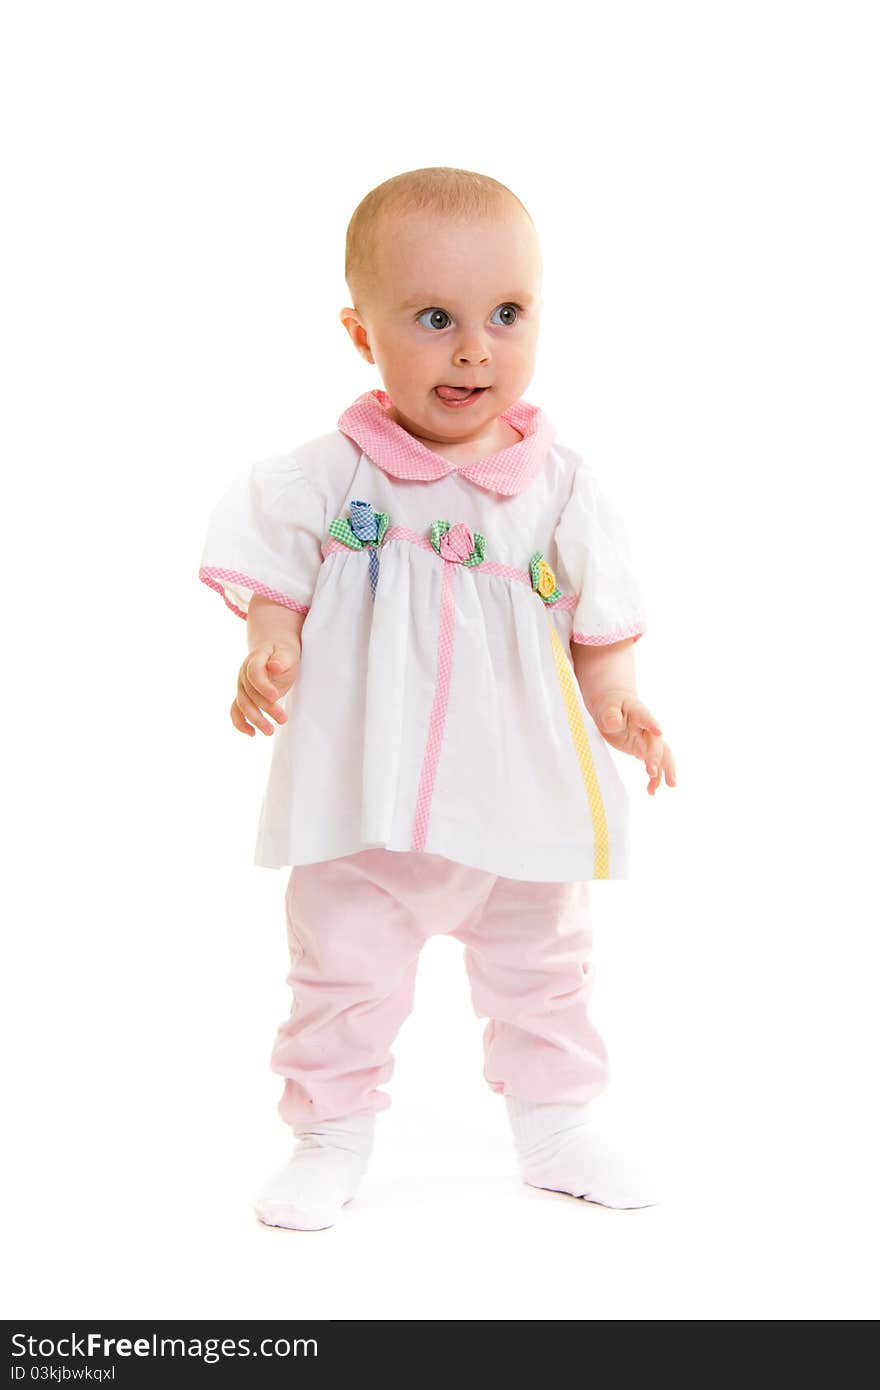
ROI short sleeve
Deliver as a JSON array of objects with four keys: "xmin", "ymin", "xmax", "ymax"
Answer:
[
  {"xmin": 553, "ymin": 460, "xmax": 647, "ymax": 645},
  {"xmin": 198, "ymin": 454, "xmax": 327, "ymax": 620}
]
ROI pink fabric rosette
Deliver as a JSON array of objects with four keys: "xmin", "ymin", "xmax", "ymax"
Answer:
[{"xmin": 439, "ymin": 522, "xmax": 475, "ymax": 563}]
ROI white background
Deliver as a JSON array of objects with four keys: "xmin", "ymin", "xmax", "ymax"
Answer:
[{"xmin": 2, "ymin": 0, "xmax": 878, "ymax": 1321}]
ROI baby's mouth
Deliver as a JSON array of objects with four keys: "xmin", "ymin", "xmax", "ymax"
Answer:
[{"xmin": 434, "ymin": 385, "xmax": 489, "ymax": 402}]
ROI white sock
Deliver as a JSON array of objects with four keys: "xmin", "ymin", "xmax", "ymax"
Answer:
[
  {"xmin": 254, "ymin": 1110, "xmax": 376, "ymax": 1231},
  {"xmin": 505, "ymin": 1096, "xmax": 658, "ymax": 1210}
]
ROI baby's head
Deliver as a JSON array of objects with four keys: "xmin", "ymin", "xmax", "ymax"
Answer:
[{"xmin": 340, "ymin": 167, "xmax": 543, "ymax": 444}]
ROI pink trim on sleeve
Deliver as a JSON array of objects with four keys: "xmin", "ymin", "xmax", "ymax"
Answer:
[
  {"xmin": 199, "ymin": 566, "xmax": 311, "ymax": 620},
  {"xmin": 571, "ymin": 625, "xmax": 644, "ymax": 646}
]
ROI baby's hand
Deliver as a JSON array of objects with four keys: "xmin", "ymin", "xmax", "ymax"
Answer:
[
  {"xmin": 230, "ymin": 640, "xmax": 300, "ymax": 737},
  {"xmin": 593, "ymin": 690, "xmax": 677, "ymax": 796}
]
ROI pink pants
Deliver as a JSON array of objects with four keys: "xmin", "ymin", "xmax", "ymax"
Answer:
[{"xmin": 270, "ymin": 848, "xmax": 609, "ymax": 1125}]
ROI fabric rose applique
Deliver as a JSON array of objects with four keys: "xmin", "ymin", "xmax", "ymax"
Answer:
[
  {"xmin": 429, "ymin": 520, "xmax": 486, "ymax": 567},
  {"xmin": 529, "ymin": 551, "xmax": 562, "ymax": 604},
  {"xmin": 328, "ymin": 499, "xmax": 390, "ymax": 597}
]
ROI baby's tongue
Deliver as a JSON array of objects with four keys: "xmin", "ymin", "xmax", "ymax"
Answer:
[{"xmin": 435, "ymin": 385, "xmax": 474, "ymax": 401}]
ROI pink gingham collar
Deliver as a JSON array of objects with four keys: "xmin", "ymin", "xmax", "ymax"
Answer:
[{"xmin": 337, "ymin": 389, "xmax": 556, "ymax": 497}]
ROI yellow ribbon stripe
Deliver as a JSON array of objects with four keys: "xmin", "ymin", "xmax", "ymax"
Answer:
[{"xmin": 548, "ymin": 622, "xmax": 610, "ymax": 878}]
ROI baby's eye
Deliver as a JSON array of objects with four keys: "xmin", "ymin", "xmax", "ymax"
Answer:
[
  {"xmin": 416, "ymin": 303, "xmax": 521, "ymax": 331},
  {"xmin": 418, "ymin": 309, "xmax": 452, "ymax": 331}
]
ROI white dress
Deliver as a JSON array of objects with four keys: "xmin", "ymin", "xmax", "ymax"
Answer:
[{"xmin": 199, "ymin": 389, "xmax": 647, "ymax": 882}]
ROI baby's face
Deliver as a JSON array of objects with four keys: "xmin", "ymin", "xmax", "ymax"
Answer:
[{"xmin": 341, "ymin": 208, "xmax": 543, "ymax": 445}]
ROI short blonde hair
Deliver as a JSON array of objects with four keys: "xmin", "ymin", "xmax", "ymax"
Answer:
[{"xmin": 344, "ymin": 166, "xmax": 536, "ymax": 313}]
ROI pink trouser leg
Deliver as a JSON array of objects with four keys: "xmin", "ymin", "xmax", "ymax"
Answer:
[
  {"xmin": 270, "ymin": 851, "xmax": 433, "ymax": 1125},
  {"xmin": 453, "ymin": 877, "xmax": 609, "ymax": 1104},
  {"xmin": 269, "ymin": 849, "xmax": 609, "ymax": 1125}
]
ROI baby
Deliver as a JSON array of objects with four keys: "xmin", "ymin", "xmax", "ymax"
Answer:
[{"xmin": 199, "ymin": 166, "xmax": 676, "ymax": 1231}]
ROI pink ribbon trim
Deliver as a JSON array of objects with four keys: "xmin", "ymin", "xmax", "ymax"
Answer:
[
  {"xmin": 571, "ymin": 625, "xmax": 645, "ymax": 646},
  {"xmin": 199, "ymin": 566, "xmax": 311, "ymax": 620},
  {"xmin": 411, "ymin": 558, "xmax": 458, "ymax": 853},
  {"xmin": 321, "ymin": 527, "xmax": 576, "ymax": 609}
]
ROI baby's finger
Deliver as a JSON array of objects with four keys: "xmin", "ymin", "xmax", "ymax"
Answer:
[
  {"xmin": 245, "ymin": 652, "xmax": 281, "ymax": 702},
  {"xmin": 644, "ymin": 735, "xmax": 667, "ymax": 794},
  {"xmin": 643, "ymin": 732, "xmax": 664, "ymax": 773},
  {"xmin": 626, "ymin": 698, "xmax": 663, "ymax": 736},
  {"xmin": 647, "ymin": 744, "xmax": 677, "ymax": 794},
  {"xmin": 235, "ymin": 684, "xmax": 275, "ymax": 736},
  {"xmin": 663, "ymin": 745, "xmax": 677, "ymax": 787},
  {"xmin": 230, "ymin": 700, "xmax": 255, "ymax": 737},
  {"xmin": 241, "ymin": 669, "xmax": 287, "ymax": 724}
]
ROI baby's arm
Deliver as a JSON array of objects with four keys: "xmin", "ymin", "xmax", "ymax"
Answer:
[
  {"xmin": 230, "ymin": 595, "xmax": 306, "ymax": 737},
  {"xmin": 572, "ymin": 636, "xmax": 638, "ymax": 716},
  {"xmin": 572, "ymin": 639, "xmax": 676, "ymax": 795}
]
